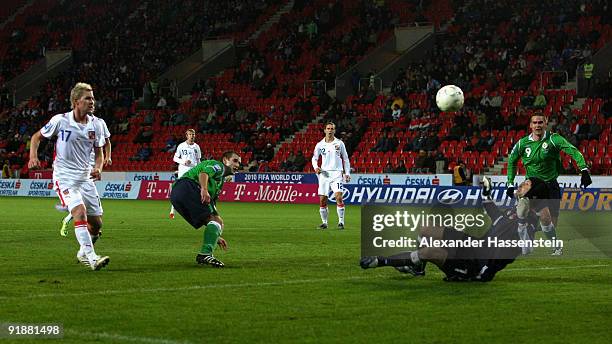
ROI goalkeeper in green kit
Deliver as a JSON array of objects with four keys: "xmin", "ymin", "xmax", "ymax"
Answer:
[
  {"xmin": 506, "ymin": 113, "xmax": 592, "ymax": 255},
  {"xmin": 170, "ymin": 151, "xmax": 241, "ymax": 267}
]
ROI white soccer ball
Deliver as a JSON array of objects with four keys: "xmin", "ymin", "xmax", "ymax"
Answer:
[{"xmin": 436, "ymin": 85, "xmax": 464, "ymax": 112}]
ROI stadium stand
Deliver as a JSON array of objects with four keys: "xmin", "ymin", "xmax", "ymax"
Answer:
[{"xmin": 1, "ymin": 0, "xmax": 611, "ymax": 178}]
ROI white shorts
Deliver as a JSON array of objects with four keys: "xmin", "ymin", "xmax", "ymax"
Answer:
[
  {"xmin": 318, "ymin": 170, "xmax": 344, "ymax": 196},
  {"xmin": 54, "ymin": 178, "xmax": 103, "ymax": 216}
]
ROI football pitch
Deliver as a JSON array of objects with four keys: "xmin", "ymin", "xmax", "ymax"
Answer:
[{"xmin": 1, "ymin": 198, "xmax": 611, "ymax": 344}]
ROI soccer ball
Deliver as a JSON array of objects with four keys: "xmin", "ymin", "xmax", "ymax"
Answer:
[{"xmin": 436, "ymin": 85, "xmax": 464, "ymax": 112}]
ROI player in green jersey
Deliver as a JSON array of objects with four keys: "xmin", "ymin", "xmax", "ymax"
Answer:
[
  {"xmin": 506, "ymin": 114, "xmax": 592, "ymax": 255},
  {"xmin": 170, "ymin": 151, "xmax": 241, "ymax": 267}
]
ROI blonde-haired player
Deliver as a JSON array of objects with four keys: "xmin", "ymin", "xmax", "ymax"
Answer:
[
  {"xmin": 29, "ymin": 82, "xmax": 110, "ymax": 270},
  {"xmin": 59, "ymin": 113, "xmax": 111, "ymax": 237},
  {"xmin": 312, "ymin": 122, "xmax": 351, "ymax": 229},
  {"xmin": 170, "ymin": 129, "xmax": 201, "ymax": 218}
]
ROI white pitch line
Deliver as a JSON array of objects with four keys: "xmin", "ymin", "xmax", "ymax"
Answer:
[
  {"xmin": 505, "ymin": 264, "xmax": 610, "ymax": 271},
  {"xmin": 65, "ymin": 329, "xmax": 194, "ymax": 344},
  {"xmin": 0, "ymin": 276, "xmax": 373, "ymax": 300},
  {"xmin": 1, "ymin": 264, "xmax": 609, "ymax": 300}
]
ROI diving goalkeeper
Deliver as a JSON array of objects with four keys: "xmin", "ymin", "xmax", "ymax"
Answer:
[{"xmin": 360, "ymin": 177, "xmax": 543, "ymax": 282}]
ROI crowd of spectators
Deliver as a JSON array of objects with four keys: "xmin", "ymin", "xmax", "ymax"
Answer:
[
  {"xmin": 1, "ymin": 0, "xmax": 610, "ymax": 177},
  {"xmin": 351, "ymin": 0, "xmax": 611, "ymax": 174},
  {"xmin": 1, "ymin": 0, "xmax": 279, "ymax": 84}
]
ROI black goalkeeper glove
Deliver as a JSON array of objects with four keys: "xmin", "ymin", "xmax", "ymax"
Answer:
[
  {"xmin": 506, "ymin": 186, "xmax": 515, "ymax": 198},
  {"xmin": 580, "ymin": 169, "xmax": 592, "ymax": 188}
]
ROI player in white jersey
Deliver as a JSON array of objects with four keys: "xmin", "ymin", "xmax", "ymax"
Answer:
[
  {"xmin": 28, "ymin": 82, "xmax": 110, "ymax": 270},
  {"xmin": 59, "ymin": 117, "xmax": 112, "ymax": 236},
  {"xmin": 312, "ymin": 122, "xmax": 351, "ymax": 229},
  {"xmin": 169, "ymin": 129, "xmax": 201, "ymax": 218}
]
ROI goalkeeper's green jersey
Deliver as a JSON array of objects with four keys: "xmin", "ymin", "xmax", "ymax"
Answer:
[
  {"xmin": 507, "ymin": 131, "xmax": 587, "ymax": 184},
  {"xmin": 177, "ymin": 160, "xmax": 226, "ymax": 199}
]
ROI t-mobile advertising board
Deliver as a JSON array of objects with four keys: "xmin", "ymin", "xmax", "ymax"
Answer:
[
  {"xmin": 219, "ymin": 182, "xmax": 318, "ymax": 203},
  {"xmin": 137, "ymin": 180, "xmax": 173, "ymax": 200}
]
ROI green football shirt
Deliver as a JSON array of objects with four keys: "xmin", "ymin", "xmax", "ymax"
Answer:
[
  {"xmin": 507, "ymin": 131, "xmax": 587, "ymax": 184},
  {"xmin": 178, "ymin": 160, "xmax": 226, "ymax": 199}
]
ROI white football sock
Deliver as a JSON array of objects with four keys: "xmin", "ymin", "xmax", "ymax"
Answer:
[
  {"xmin": 517, "ymin": 222, "xmax": 533, "ymax": 255},
  {"xmin": 170, "ymin": 205, "xmax": 175, "ymax": 214},
  {"xmin": 63, "ymin": 213, "xmax": 73, "ymax": 224},
  {"xmin": 410, "ymin": 251, "xmax": 420, "ymax": 264},
  {"xmin": 540, "ymin": 222, "xmax": 555, "ymax": 236},
  {"xmin": 74, "ymin": 224, "xmax": 96, "ymax": 262},
  {"xmin": 337, "ymin": 205, "xmax": 345, "ymax": 224},
  {"xmin": 319, "ymin": 207, "xmax": 328, "ymax": 224},
  {"xmin": 540, "ymin": 222, "xmax": 561, "ymax": 249}
]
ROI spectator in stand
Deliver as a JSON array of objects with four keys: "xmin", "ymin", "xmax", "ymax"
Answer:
[
  {"xmin": 414, "ymin": 150, "xmax": 428, "ymax": 171},
  {"xmin": 130, "ymin": 144, "xmax": 152, "ymax": 161},
  {"xmin": 475, "ymin": 134, "xmax": 491, "ymax": 152},
  {"xmin": 480, "ymin": 90, "xmax": 493, "ymax": 110},
  {"xmin": 263, "ymin": 143, "xmax": 275, "ymax": 162},
  {"xmin": 435, "ymin": 152, "xmax": 447, "ymax": 174},
  {"xmin": 582, "ymin": 58, "xmax": 594, "ymax": 96},
  {"xmin": 133, "ymin": 126, "xmax": 154, "ymax": 143},
  {"xmin": 476, "ymin": 111, "xmax": 487, "ymax": 130},
  {"xmin": 293, "ymin": 151, "xmax": 307, "ymax": 171},
  {"xmin": 258, "ymin": 160, "xmax": 271, "ymax": 172},
  {"xmin": 446, "ymin": 125, "xmax": 463, "ymax": 141},
  {"xmin": 164, "ymin": 135, "xmax": 178, "ymax": 153},
  {"xmin": 588, "ymin": 121, "xmax": 602, "ymax": 140},
  {"xmin": 411, "ymin": 132, "xmax": 427, "ymax": 152},
  {"xmin": 391, "ymin": 104, "xmax": 402, "ymax": 121},
  {"xmin": 373, "ymin": 135, "xmax": 389, "ymax": 153},
  {"xmin": 281, "ymin": 152, "xmax": 297, "ymax": 172},
  {"xmin": 533, "ymin": 90, "xmax": 547, "ymax": 109},
  {"xmin": 394, "ymin": 160, "xmax": 407, "ymax": 174},
  {"xmin": 423, "ymin": 131, "xmax": 440, "ymax": 152},
  {"xmin": 117, "ymin": 117, "xmax": 129, "ymax": 134},
  {"xmin": 425, "ymin": 151, "xmax": 437, "ymax": 172},
  {"xmin": 453, "ymin": 161, "xmax": 468, "ymax": 186},
  {"xmin": 143, "ymin": 112, "xmax": 155, "ymax": 126},
  {"xmin": 156, "ymin": 96, "xmax": 167, "ymax": 109},
  {"xmin": 246, "ymin": 160, "xmax": 259, "ymax": 172},
  {"xmin": 576, "ymin": 120, "xmax": 591, "ymax": 141},
  {"xmin": 2, "ymin": 160, "xmax": 10, "ymax": 178},
  {"xmin": 387, "ymin": 133, "xmax": 399, "ymax": 152},
  {"xmin": 383, "ymin": 162, "xmax": 394, "ymax": 173}
]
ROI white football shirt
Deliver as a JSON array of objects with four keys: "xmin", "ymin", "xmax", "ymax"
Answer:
[
  {"xmin": 88, "ymin": 117, "xmax": 110, "ymax": 166},
  {"xmin": 173, "ymin": 141, "xmax": 201, "ymax": 177},
  {"xmin": 312, "ymin": 138, "xmax": 351, "ymax": 174},
  {"xmin": 40, "ymin": 111, "xmax": 106, "ymax": 182}
]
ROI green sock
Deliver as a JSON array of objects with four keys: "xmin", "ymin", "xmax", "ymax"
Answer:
[
  {"xmin": 200, "ymin": 222, "xmax": 221, "ymax": 254},
  {"xmin": 541, "ymin": 223, "xmax": 561, "ymax": 249},
  {"xmin": 541, "ymin": 223, "xmax": 557, "ymax": 240}
]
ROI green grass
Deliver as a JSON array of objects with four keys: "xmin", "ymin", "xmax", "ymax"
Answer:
[{"xmin": 0, "ymin": 198, "xmax": 611, "ymax": 344}]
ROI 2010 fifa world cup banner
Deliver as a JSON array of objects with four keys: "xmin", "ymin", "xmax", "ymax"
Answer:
[
  {"xmin": 234, "ymin": 173, "xmax": 319, "ymax": 184},
  {"xmin": 218, "ymin": 182, "xmax": 319, "ymax": 203}
]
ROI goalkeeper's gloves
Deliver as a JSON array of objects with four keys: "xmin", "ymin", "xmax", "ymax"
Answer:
[
  {"xmin": 580, "ymin": 169, "xmax": 592, "ymax": 188},
  {"xmin": 506, "ymin": 185, "xmax": 515, "ymax": 198}
]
